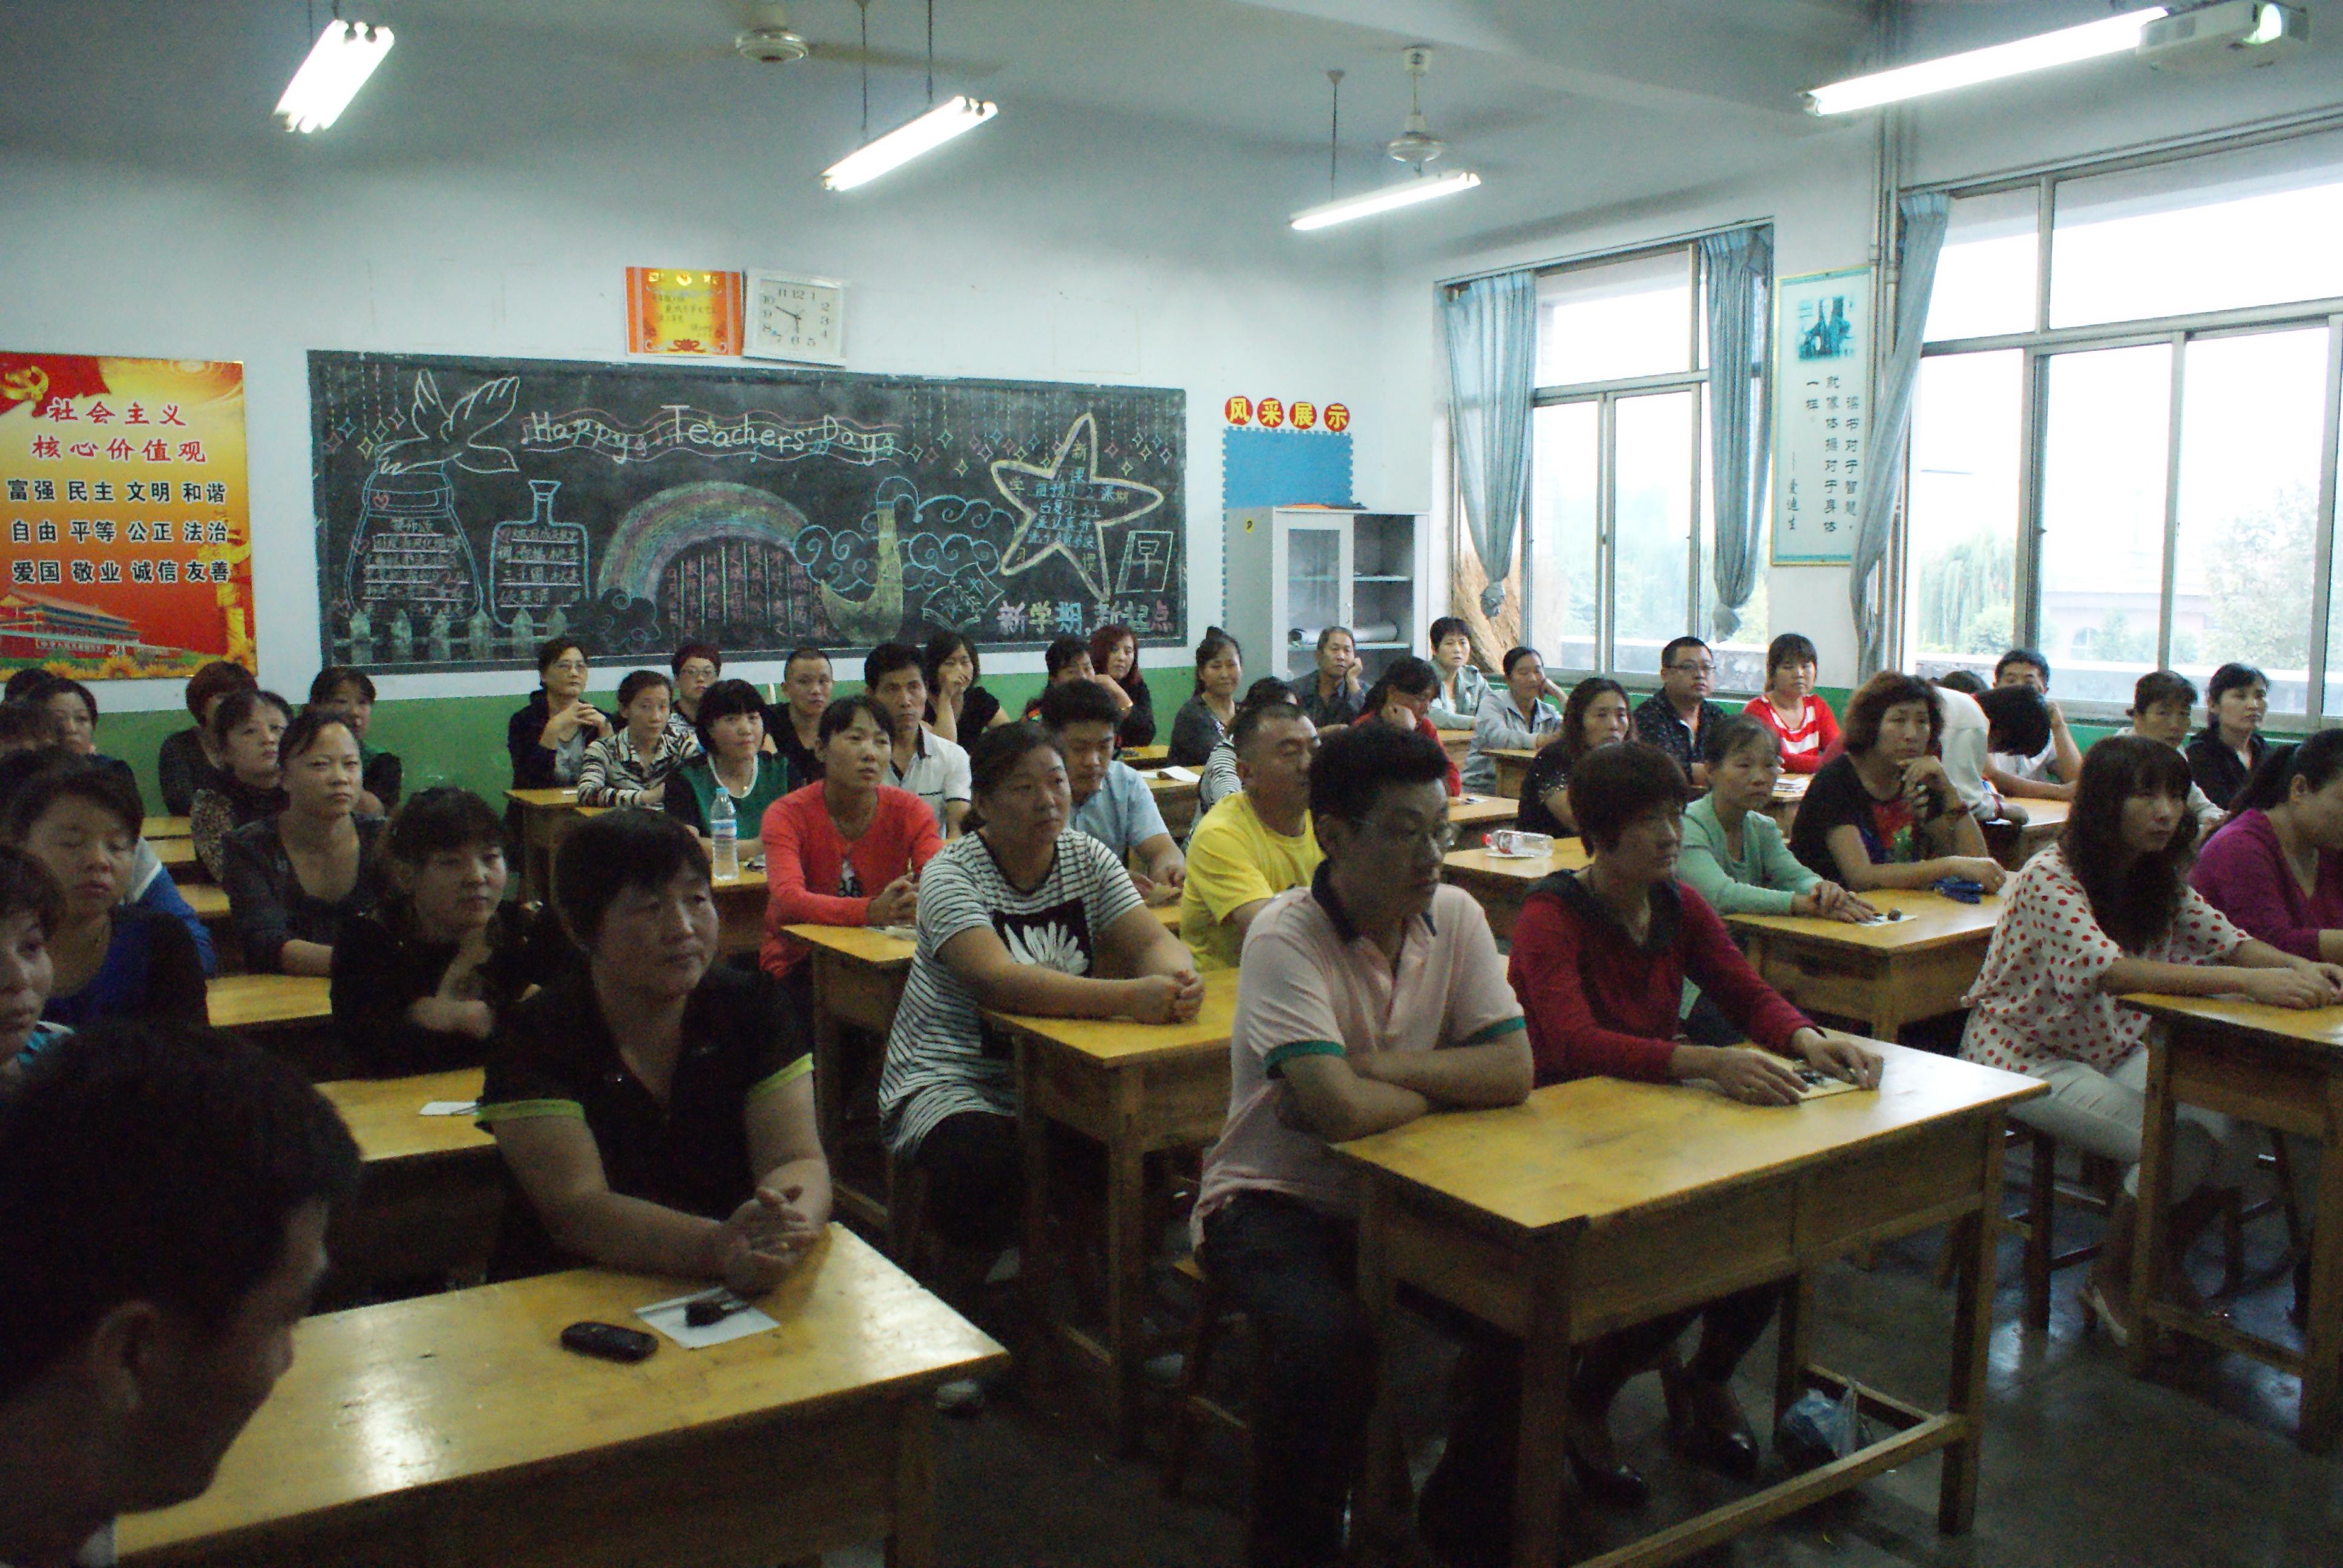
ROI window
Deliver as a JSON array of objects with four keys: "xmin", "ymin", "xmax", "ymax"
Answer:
[
  {"xmin": 1519, "ymin": 240, "xmax": 1771, "ymax": 689},
  {"xmin": 1906, "ymin": 128, "xmax": 2343, "ymax": 716}
]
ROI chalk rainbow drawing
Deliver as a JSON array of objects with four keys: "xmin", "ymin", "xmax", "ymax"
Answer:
[{"xmin": 601, "ymin": 481, "xmax": 902, "ymax": 644}]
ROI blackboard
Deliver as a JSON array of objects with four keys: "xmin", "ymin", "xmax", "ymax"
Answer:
[{"xmin": 307, "ymin": 350, "xmax": 1186, "ymax": 673}]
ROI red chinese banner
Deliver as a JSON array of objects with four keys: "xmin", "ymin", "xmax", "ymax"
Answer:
[{"xmin": 0, "ymin": 354, "xmax": 255, "ymax": 681}]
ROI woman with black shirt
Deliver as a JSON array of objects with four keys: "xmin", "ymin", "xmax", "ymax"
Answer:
[
  {"xmin": 189, "ymin": 688, "xmax": 291, "ymax": 881},
  {"xmin": 1516, "ymin": 678, "xmax": 1631, "ymax": 838}
]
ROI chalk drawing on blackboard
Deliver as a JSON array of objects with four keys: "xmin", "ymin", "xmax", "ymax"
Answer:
[
  {"xmin": 520, "ymin": 405, "xmax": 899, "ymax": 467},
  {"xmin": 488, "ymin": 479, "xmax": 589, "ymax": 626},
  {"xmin": 344, "ymin": 371, "xmax": 523, "ymax": 628},
  {"xmin": 991, "ymin": 412, "xmax": 1164, "ymax": 601},
  {"xmin": 903, "ymin": 512, "xmax": 1008, "ymax": 632},
  {"xmin": 592, "ymin": 482, "xmax": 851, "ymax": 652},
  {"xmin": 1115, "ymin": 531, "xmax": 1175, "ymax": 596}
]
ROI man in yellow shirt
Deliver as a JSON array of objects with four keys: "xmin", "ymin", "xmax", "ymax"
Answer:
[{"xmin": 1180, "ymin": 698, "xmax": 1321, "ymax": 969}]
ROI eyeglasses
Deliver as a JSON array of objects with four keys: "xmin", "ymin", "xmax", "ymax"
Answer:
[
  {"xmin": 1669, "ymin": 662, "xmax": 1715, "ymax": 677},
  {"xmin": 1360, "ymin": 818, "xmax": 1458, "ymax": 858}
]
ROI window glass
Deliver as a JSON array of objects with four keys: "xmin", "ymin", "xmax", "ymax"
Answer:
[
  {"xmin": 1610, "ymin": 390, "xmax": 1696, "ymax": 676},
  {"xmin": 1906, "ymin": 350, "xmax": 2024, "ymax": 681},
  {"xmin": 1529, "ymin": 401, "xmax": 1600, "ymax": 673},
  {"xmin": 1536, "ymin": 248, "xmax": 1694, "ymax": 387},
  {"xmin": 1925, "ymin": 187, "xmax": 2039, "ymax": 343},
  {"xmin": 2036, "ymin": 343, "xmax": 2174, "ymax": 707}
]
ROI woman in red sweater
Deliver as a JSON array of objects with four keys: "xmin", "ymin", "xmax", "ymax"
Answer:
[
  {"xmin": 759, "ymin": 695, "xmax": 943, "ymax": 983},
  {"xmin": 1353, "ymin": 656, "xmax": 1461, "ymax": 795},
  {"xmin": 1742, "ymin": 631, "xmax": 1839, "ymax": 773},
  {"xmin": 1501, "ymin": 742, "xmax": 1878, "ymax": 1505}
]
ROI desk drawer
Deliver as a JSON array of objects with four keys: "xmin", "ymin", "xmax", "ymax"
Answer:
[{"xmin": 1797, "ymin": 1117, "xmax": 1985, "ymax": 1255}]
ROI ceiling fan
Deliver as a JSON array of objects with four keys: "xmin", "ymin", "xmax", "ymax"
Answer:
[{"xmin": 710, "ymin": 0, "xmax": 997, "ymax": 77}]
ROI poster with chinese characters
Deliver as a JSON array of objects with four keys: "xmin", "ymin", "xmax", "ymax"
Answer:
[
  {"xmin": 0, "ymin": 354, "xmax": 254, "ymax": 681},
  {"xmin": 625, "ymin": 269, "xmax": 742, "ymax": 356},
  {"xmin": 1770, "ymin": 267, "xmax": 1871, "ymax": 566}
]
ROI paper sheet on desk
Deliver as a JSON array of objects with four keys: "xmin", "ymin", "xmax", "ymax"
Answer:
[
  {"xmin": 419, "ymin": 1101, "xmax": 477, "ymax": 1116},
  {"xmin": 636, "ymin": 1290, "xmax": 779, "ymax": 1349},
  {"xmin": 1158, "ymin": 766, "xmax": 1201, "ymax": 783}
]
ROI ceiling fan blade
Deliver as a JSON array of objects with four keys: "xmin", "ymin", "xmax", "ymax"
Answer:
[{"xmin": 805, "ymin": 42, "xmax": 1005, "ymax": 79}]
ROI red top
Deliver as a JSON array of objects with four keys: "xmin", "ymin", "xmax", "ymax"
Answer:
[
  {"xmin": 1742, "ymin": 693, "xmax": 1840, "ymax": 774},
  {"xmin": 1507, "ymin": 872, "xmax": 1812, "ymax": 1085},
  {"xmin": 759, "ymin": 782, "xmax": 943, "ymax": 976},
  {"xmin": 1352, "ymin": 711, "xmax": 1463, "ymax": 796}
]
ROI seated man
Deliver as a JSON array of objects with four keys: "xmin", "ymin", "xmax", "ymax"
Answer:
[
  {"xmin": 1987, "ymin": 648, "xmax": 2082, "ymax": 802},
  {"xmin": 1194, "ymin": 723, "xmax": 1532, "ymax": 1568},
  {"xmin": 1179, "ymin": 697, "xmax": 1322, "ymax": 970},
  {"xmin": 1039, "ymin": 680, "xmax": 1185, "ymax": 905},
  {"xmin": 0, "ymin": 1021, "xmax": 359, "ymax": 1568},
  {"xmin": 866, "ymin": 642, "xmax": 971, "ymax": 836}
]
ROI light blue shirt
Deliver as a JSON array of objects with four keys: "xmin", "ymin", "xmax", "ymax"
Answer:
[
  {"xmin": 1073, "ymin": 761, "xmax": 1170, "ymax": 858},
  {"xmin": 1466, "ymin": 687, "xmax": 1562, "ymax": 794}
]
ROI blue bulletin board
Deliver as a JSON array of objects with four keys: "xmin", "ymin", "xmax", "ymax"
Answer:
[{"xmin": 1221, "ymin": 427, "xmax": 1354, "ymax": 512}]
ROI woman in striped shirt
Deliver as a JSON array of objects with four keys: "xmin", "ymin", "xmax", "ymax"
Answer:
[
  {"xmin": 577, "ymin": 670, "xmax": 702, "ymax": 808},
  {"xmin": 1742, "ymin": 632, "xmax": 1838, "ymax": 774}
]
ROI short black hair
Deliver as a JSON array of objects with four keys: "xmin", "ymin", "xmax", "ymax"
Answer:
[
  {"xmin": 0, "ymin": 1021, "xmax": 360, "ymax": 1401},
  {"xmin": 36, "ymin": 676, "xmax": 96, "ymax": 726},
  {"xmin": 694, "ymin": 678, "xmax": 767, "ymax": 748},
  {"xmin": 208, "ymin": 687, "xmax": 292, "ymax": 746},
  {"xmin": 670, "ymin": 641, "xmax": 722, "ymax": 676},
  {"xmin": 1994, "ymin": 648, "xmax": 2051, "ymax": 685},
  {"xmin": 1232, "ymin": 696, "xmax": 1309, "ymax": 756},
  {"xmin": 1935, "ymin": 669, "xmax": 1988, "ymax": 696},
  {"xmin": 1429, "ymin": 616, "xmax": 1470, "ymax": 649},
  {"xmin": 552, "ymin": 809, "xmax": 710, "ymax": 949},
  {"xmin": 1, "ymin": 668, "xmax": 53, "ymax": 704},
  {"xmin": 784, "ymin": 645, "xmax": 831, "ymax": 676},
  {"xmin": 1308, "ymin": 723, "xmax": 1449, "ymax": 826},
  {"xmin": 615, "ymin": 670, "xmax": 671, "ymax": 710},
  {"xmin": 1702, "ymin": 713, "xmax": 1778, "ymax": 769},
  {"xmin": 922, "ymin": 631, "xmax": 978, "ymax": 691},
  {"xmin": 536, "ymin": 636, "xmax": 586, "ymax": 677},
  {"xmin": 1977, "ymin": 684, "xmax": 2051, "ymax": 757},
  {"xmin": 0, "ymin": 753, "xmax": 144, "ymax": 844},
  {"xmin": 1659, "ymin": 636, "xmax": 1709, "ymax": 671},
  {"xmin": 1043, "ymin": 635, "xmax": 1090, "ymax": 678},
  {"xmin": 185, "ymin": 659, "xmax": 257, "ymax": 721},
  {"xmin": 2206, "ymin": 661, "xmax": 2269, "ymax": 705},
  {"xmin": 864, "ymin": 642, "xmax": 923, "ymax": 688},
  {"xmin": 1501, "ymin": 645, "xmax": 1542, "ymax": 679},
  {"xmin": 277, "ymin": 703, "xmax": 359, "ymax": 767},
  {"xmin": 0, "ymin": 842, "xmax": 64, "ymax": 938},
  {"xmin": 1567, "ymin": 742, "xmax": 1689, "ymax": 852},
  {"xmin": 1037, "ymin": 678, "xmax": 1122, "ymax": 733},
  {"xmin": 1765, "ymin": 633, "xmax": 1817, "ymax": 679},
  {"xmin": 2132, "ymin": 669, "xmax": 2197, "ymax": 714},
  {"xmin": 308, "ymin": 665, "xmax": 376, "ymax": 707},
  {"xmin": 0, "ymin": 702, "xmax": 60, "ymax": 753},
  {"xmin": 1191, "ymin": 628, "xmax": 1242, "ymax": 696},
  {"xmin": 1362, "ymin": 655, "xmax": 1438, "ymax": 714},
  {"xmin": 386, "ymin": 786, "xmax": 503, "ymax": 867},
  {"xmin": 817, "ymin": 693, "xmax": 896, "ymax": 746},
  {"xmin": 966, "ymin": 721, "xmax": 1060, "ymax": 802}
]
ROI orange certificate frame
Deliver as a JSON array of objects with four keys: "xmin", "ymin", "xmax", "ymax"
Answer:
[{"xmin": 626, "ymin": 268, "xmax": 743, "ymax": 356}]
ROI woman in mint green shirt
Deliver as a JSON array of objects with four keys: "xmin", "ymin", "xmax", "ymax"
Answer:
[
  {"xmin": 1680, "ymin": 717, "xmax": 1873, "ymax": 921},
  {"xmin": 665, "ymin": 680, "xmax": 794, "ymax": 846}
]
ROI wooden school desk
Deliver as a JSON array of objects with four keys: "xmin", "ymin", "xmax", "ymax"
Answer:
[
  {"xmin": 1437, "ymin": 728, "xmax": 1473, "ymax": 771},
  {"xmin": 1985, "ymin": 799, "xmax": 2068, "ymax": 871},
  {"xmin": 1121, "ymin": 744, "xmax": 1172, "ymax": 768},
  {"xmin": 505, "ymin": 786, "xmax": 583, "ymax": 902},
  {"xmin": 2120, "ymin": 991, "xmax": 2343, "ymax": 1450},
  {"xmin": 117, "ymin": 1228, "xmax": 1004, "ymax": 1568},
  {"xmin": 788, "ymin": 922, "xmax": 917, "ymax": 1233},
  {"xmin": 1149, "ymin": 771, "xmax": 1201, "ymax": 838},
  {"xmin": 1490, "ymin": 747, "xmax": 1539, "ymax": 802},
  {"xmin": 205, "ymin": 973, "xmax": 330, "ymax": 1033},
  {"xmin": 145, "ymin": 813, "xmax": 190, "ymax": 839},
  {"xmin": 1727, "ymin": 888, "xmax": 2002, "ymax": 1042},
  {"xmin": 1765, "ymin": 774, "xmax": 1810, "ymax": 835},
  {"xmin": 315, "ymin": 1068, "xmax": 500, "ymax": 1290},
  {"xmin": 1335, "ymin": 1047, "xmax": 2045, "ymax": 1568},
  {"xmin": 152, "ymin": 835, "xmax": 197, "ymax": 872},
  {"xmin": 1441, "ymin": 841, "xmax": 1590, "ymax": 941},
  {"xmin": 1448, "ymin": 794, "xmax": 1518, "ymax": 844},
  {"xmin": 986, "ymin": 965, "xmax": 1242, "ymax": 1452}
]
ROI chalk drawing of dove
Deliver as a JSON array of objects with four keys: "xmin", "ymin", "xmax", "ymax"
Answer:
[{"xmin": 373, "ymin": 371, "xmax": 521, "ymax": 476}]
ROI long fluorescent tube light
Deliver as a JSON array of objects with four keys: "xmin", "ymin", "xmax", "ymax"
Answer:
[
  {"xmin": 1290, "ymin": 169, "xmax": 1481, "ymax": 232},
  {"xmin": 274, "ymin": 19, "xmax": 395, "ymax": 133},
  {"xmin": 822, "ymin": 96, "xmax": 998, "ymax": 191},
  {"xmin": 1803, "ymin": 7, "xmax": 2168, "ymax": 115}
]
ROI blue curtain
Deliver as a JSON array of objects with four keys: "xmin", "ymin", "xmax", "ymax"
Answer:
[
  {"xmin": 1849, "ymin": 191, "xmax": 1950, "ymax": 679},
  {"xmin": 1441, "ymin": 271, "xmax": 1538, "ymax": 618},
  {"xmin": 1700, "ymin": 226, "xmax": 1773, "ymax": 641}
]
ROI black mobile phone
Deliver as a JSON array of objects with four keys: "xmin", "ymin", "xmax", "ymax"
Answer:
[{"xmin": 560, "ymin": 1321, "xmax": 657, "ymax": 1364}]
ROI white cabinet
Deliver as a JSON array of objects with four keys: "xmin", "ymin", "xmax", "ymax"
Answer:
[{"xmin": 1222, "ymin": 508, "xmax": 1427, "ymax": 687}]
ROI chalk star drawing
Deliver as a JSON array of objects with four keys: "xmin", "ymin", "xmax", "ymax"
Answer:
[{"xmin": 989, "ymin": 411, "xmax": 1163, "ymax": 601}]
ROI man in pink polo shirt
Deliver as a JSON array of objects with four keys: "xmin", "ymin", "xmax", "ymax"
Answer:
[{"xmin": 1192, "ymin": 723, "xmax": 1532, "ymax": 1568}]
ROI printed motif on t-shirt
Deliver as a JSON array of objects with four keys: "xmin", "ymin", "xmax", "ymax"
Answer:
[{"xmin": 994, "ymin": 898, "xmax": 1093, "ymax": 975}]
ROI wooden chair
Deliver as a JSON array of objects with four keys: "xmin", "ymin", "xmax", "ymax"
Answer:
[{"xmin": 1161, "ymin": 1254, "xmax": 1254, "ymax": 1502}]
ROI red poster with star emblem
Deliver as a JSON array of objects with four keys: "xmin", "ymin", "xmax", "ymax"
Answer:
[{"xmin": 0, "ymin": 353, "xmax": 255, "ymax": 681}]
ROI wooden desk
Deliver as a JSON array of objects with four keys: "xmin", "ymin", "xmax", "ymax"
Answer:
[
  {"xmin": 2120, "ymin": 992, "xmax": 2343, "ymax": 1449},
  {"xmin": 1727, "ymin": 889, "xmax": 2002, "ymax": 1042},
  {"xmin": 1442, "ymin": 842, "xmax": 1588, "ymax": 941},
  {"xmin": 1490, "ymin": 747, "xmax": 1539, "ymax": 802},
  {"xmin": 153, "ymin": 835, "xmax": 197, "ymax": 871},
  {"xmin": 1437, "ymin": 728, "xmax": 1473, "ymax": 771},
  {"xmin": 1985, "ymin": 799, "xmax": 2068, "ymax": 870},
  {"xmin": 206, "ymin": 974, "xmax": 331, "ymax": 1033},
  {"xmin": 1448, "ymin": 794, "xmax": 1518, "ymax": 844},
  {"xmin": 986, "ymin": 967, "xmax": 1242, "ymax": 1452},
  {"xmin": 315, "ymin": 1068, "xmax": 500, "ymax": 1290},
  {"xmin": 1765, "ymin": 775, "xmax": 1810, "ymax": 835},
  {"xmin": 1335, "ymin": 1047, "xmax": 2043, "ymax": 1568},
  {"xmin": 1149, "ymin": 772, "xmax": 1201, "ymax": 838},
  {"xmin": 788, "ymin": 923, "xmax": 917, "ymax": 1235},
  {"xmin": 709, "ymin": 864, "xmax": 771, "ymax": 958},
  {"xmin": 145, "ymin": 813, "xmax": 191, "ymax": 839},
  {"xmin": 505, "ymin": 786, "xmax": 583, "ymax": 903},
  {"xmin": 117, "ymin": 1229, "xmax": 1004, "ymax": 1568},
  {"xmin": 180, "ymin": 881, "xmax": 229, "ymax": 921},
  {"xmin": 1121, "ymin": 744, "xmax": 1172, "ymax": 768}
]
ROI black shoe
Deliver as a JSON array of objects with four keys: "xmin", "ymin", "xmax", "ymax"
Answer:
[
  {"xmin": 1660, "ymin": 1359, "xmax": 1761, "ymax": 1480},
  {"xmin": 1565, "ymin": 1442, "xmax": 1650, "ymax": 1509}
]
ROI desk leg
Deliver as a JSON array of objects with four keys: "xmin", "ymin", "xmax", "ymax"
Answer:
[
  {"xmin": 886, "ymin": 1399, "xmax": 938, "ymax": 1568},
  {"xmin": 809, "ymin": 952, "xmax": 847, "ymax": 1156},
  {"xmin": 2299, "ymin": 1075, "xmax": 2343, "ymax": 1451},
  {"xmin": 1017, "ymin": 1040, "xmax": 1057, "ymax": 1394},
  {"xmin": 1939, "ymin": 1112, "xmax": 2005, "ymax": 1534},
  {"xmin": 1104, "ymin": 1073, "xmax": 1148, "ymax": 1454},
  {"xmin": 2128, "ymin": 1037, "xmax": 2180, "ymax": 1379},
  {"xmin": 1511, "ymin": 1237, "xmax": 1573, "ymax": 1568},
  {"xmin": 1351, "ymin": 1178, "xmax": 1406, "ymax": 1564},
  {"xmin": 1772, "ymin": 1272, "xmax": 1814, "ymax": 1423}
]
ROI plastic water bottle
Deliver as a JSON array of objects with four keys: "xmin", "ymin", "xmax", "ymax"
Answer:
[{"xmin": 709, "ymin": 787, "xmax": 738, "ymax": 880}]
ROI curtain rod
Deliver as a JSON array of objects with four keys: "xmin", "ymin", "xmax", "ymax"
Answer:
[{"xmin": 1435, "ymin": 215, "xmax": 1774, "ymax": 293}]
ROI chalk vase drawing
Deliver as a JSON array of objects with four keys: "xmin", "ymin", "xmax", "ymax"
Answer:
[{"xmin": 345, "ymin": 468, "xmax": 484, "ymax": 628}]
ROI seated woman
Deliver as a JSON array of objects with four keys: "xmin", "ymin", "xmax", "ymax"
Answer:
[
  {"xmin": 1196, "ymin": 678, "xmax": 1295, "ymax": 822},
  {"xmin": 576, "ymin": 670, "xmax": 699, "ymax": 808},
  {"xmin": 1167, "ymin": 627, "xmax": 1244, "ymax": 765},
  {"xmin": 1426, "ymin": 615, "xmax": 1493, "ymax": 731},
  {"xmin": 220, "ymin": 706, "xmax": 387, "ymax": 977},
  {"xmin": 666, "ymin": 679, "xmax": 793, "ymax": 840},
  {"xmin": 2, "ymin": 757, "xmax": 205, "ymax": 1029},
  {"xmin": 922, "ymin": 630, "xmax": 1006, "ymax": 747},
  {"xmin": 1961, "ymin": 736, "xmax": 2342, "ymax": 1341},
  {"xmin": 1090, "ymin": 621, "xmax": 1156, "ymax": 749},
  {"xmin": 1788, "ymin": 671, "xmax": 2007, "ymax": 893},
  {"xmin": 310, "ymin": 665, "xmax": 401, "ymax": 815},
  {"xmin": 21, "ymin": 674, "xmax": 141, "ymax": 806},
  {"xmin": 1352, "ymin": 656, "xmax": 1460, "ymax": 795},
  {"xmin": 506, "ymin": 636, "xmax": 612, "ymax": 794},
  {"xmin": 759, "ymin": 695, "xmax": 942, "ymax": 985},
  {"xmin": 1516, "ymin": 677, "xmax": 1630, "ymax": 838},
  {"xmin": 1506, "ymin": 742, "xmax": 1880, "ymax": 1502},
  {"xmin": 1681, "ymin": 717, "xmax": 1874, "ymax": 921},
  {"xmin": 190, "ymin": 688, "xmax": 290, "ymax": 881},
  {"xmin": 157, "ymin": 658, "xmax": 255, "ymax": 815},
  {"xmin": 2185, "ymin": 661, "xmax": 2270, "ymax": 812},
  {"xmin": 479, "ymin": 809, "xmax": 830, "ymax": 1286},
  {"xmin": 0, "ymin": 745, "xmax": 214, "ymax": 976},
  {"xmin": 1740, "ymin": 632, "xmax": 1838, "ymax": 774},
  {"xmin": 668, "ymin": 641, "xmax": 722, "ymax": 744},
  {"xmin": 879, "ymin": 724, "xmax": 1200, "ymax": 1296},
  {"xmin": 2191, "ymin": 731, "xmax": 2343, "ymax": 964},
  {"xmin": 0, "ymin": 843, "xmax": 65, "ymax": 1091},
  {"xmin": 332, "ymin": 788, "xmax": 574, "ymax": 1079},
  {"xmin": 1465, "ymin": 645, "xmax": 1564, "ymax": 795}
]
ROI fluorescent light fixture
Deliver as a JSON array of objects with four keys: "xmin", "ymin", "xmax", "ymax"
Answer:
[
  {"xmin": 1803, "ymin": 7, "xmax": 2167, "ymax": 115},
  {"xmin": 1290, "ymin": 169, "xmax": 1481, "ymax": 232},
  {"xmin": 274, "ymin": 19, "xmax": 395, "ymax": 133},
  {"xmin": 822, "ymin": 96, "xmax": 997, "ymax": 191}
]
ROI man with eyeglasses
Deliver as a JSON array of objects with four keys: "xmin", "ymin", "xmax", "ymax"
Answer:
[
  {"xmin": 1191, "ymin": 723, "xmax": 1532, "ymax": 1568},
  {"xmin": 1634, "ymin": 635, "xmax": 1728, "ymax": 787}
]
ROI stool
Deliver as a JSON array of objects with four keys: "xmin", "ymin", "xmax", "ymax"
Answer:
[{"xmin": 1161, "ymin": 1254, "xmax": 1254, "ymax": 1502}]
